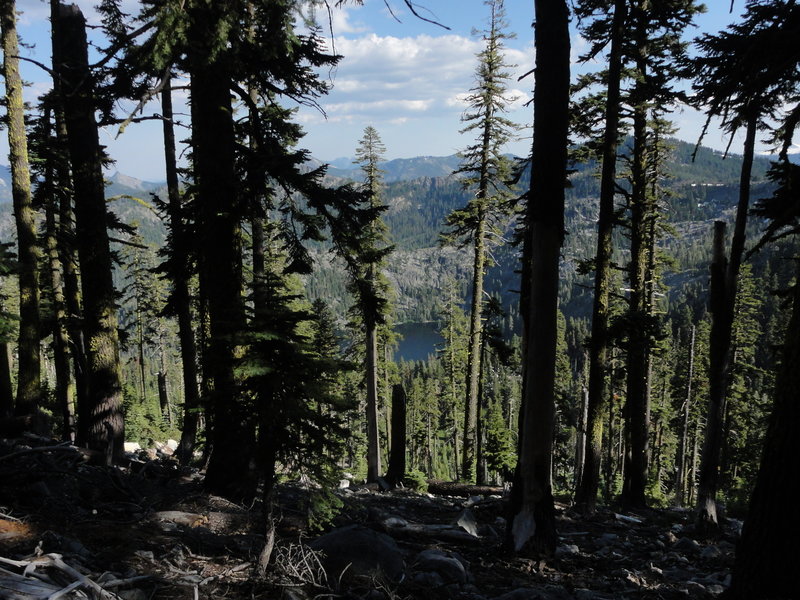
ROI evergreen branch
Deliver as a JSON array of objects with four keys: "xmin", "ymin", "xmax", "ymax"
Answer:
[{"xmin": 90, "ymin": 20, "xmax": 155, "ymax": 71}]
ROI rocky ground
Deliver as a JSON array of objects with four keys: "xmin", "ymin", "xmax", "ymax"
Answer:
[{"xmin": 0, "ymin": 435, "xmax": 738, "ymax": 599}]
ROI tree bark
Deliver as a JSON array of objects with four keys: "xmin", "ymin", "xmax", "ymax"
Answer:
[
  {"xmin": 188, "ymin": 3, "xmax": 255, "ymax": 501},
  {"xmin": 674, "ymin": 324, "xmax": 695, "ymax": 506},
  {"xmin": 727, "ymin": 254, "xmax": 800, "ymax": 599},
  {"xmin": 42, "ymin": 110, "xmax": 75, "ymax": 442},
  {"xmin": 576, "ymin": 0, "xmax": 626, "ymax": 512},
  {"xmin": 507, "ymin": 0, "xmax": 569, "ymax": 557},
  {"xmin": 48, "ymin": 0, "xmax": 89, "ymax": 444},
  {"xmin": 365, "ymin": 318, "xmax": 382, "ymax": 482},
  {"xmin": 53, "ymin": 5, "xmax": 124, "ymax": 463},
  {"xmin": 2, "ymin": 0, "xmax": 42, "ymax": 418},
  {"xmin": 696, "ymin": 117, "xmax": 757, "ymax": 536},
  {"xmin": 621, "ymin": 78, "xmax": 651, "ymax": 510},
  {"xmin": 386, "ymin": 383, "xmax": 407, "ymax": 486},
  {"xmin": 161, "ymin": 81, "xmax": 202, "ymax": 465},
  {"xmin": 0, "ymin": 343, "xmax": 13, "ymax": 418}
]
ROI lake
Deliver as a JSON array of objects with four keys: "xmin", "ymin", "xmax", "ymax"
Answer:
[{"xmin": 394, "ymin": 322, "xmax": 443, "ymax": 362}]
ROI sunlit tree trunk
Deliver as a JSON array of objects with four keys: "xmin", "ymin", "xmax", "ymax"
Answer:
[
  {"xmin": 576, "ymin": 0, "xmax": 626, "ymax": 512},
  {"xmin": 53, "ymin": 5, "xmax": 124, "ymax": 462},
  {"xmin": 2, "ymin": 0, "xmax": 42, "ymax": 418}
]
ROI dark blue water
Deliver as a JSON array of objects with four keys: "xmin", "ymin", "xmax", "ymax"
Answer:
[{"xmin": 394, "ymin": 322, "xmax": 443, "ymax": 362}]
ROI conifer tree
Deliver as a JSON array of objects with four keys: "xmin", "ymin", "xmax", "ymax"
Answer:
[
  {"xmin": 573, "ymin": 0, "xmax": 627, "ymax": 512},
  {"xmin": 691, "ymin": 0, "xmax": 800, "ymax": 534},
  {"xmin": 353, "ymin": 125, "xmax": 393, "ymax": 483},
  {"xmin": 508, "ymin": 0, "xmax": 570, "ymax": 557},
  {"xmin": 443, "ymin": 0, "xmax": 518, "ymax": 484},
  {"xmin": 2, "ymin": 0, "xmax": 42, "ymax": 418},
  {"xmin": 53, "ymin": 4, "xmax": 125, "ymax": 462}
]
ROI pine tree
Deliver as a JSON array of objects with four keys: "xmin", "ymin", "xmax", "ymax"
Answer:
[
  {"xmin": 573, "ymin": 0, "xmax": 627, "ymax": 512},
  {"xmin": 352, "ymin": 125, "xmax": 394, "ymax": 483},
  {"xmin": 442, "ymin": 0, "xmax": 518, "ymax": 484},
  {"xmin": 690, "ymin": 0, "xmax": 800, "ymax": 535},
  {"xmin": 53, "ymin": 4, "xmax": 125, "ymax": 462},
  {"xmin": 508, "ymin": 0, "xmax": 570, "ymax": 557}
]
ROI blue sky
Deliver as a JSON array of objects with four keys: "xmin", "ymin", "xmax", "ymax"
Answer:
[{"xmin": 1, "ymin": 1, "xmax": 770, "ymax": 181}]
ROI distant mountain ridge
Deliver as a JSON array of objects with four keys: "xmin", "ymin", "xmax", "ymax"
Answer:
[{"xmin": 0, "ymin": 138, "xmax": 779, "ymax": 325}]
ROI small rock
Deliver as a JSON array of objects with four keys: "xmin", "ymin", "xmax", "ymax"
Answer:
[
  {"xmin": 707, "ymin": 584, "xmax": 725, "ymax": 596},
  {"xmin": 597, "ymin": 533, "xmax": 618, "ymax": 547},
  {"xmin": 382, "ymin": 516, "xmax": 408, "ymax": 529},
  {"xmin": 453, "ymin": 508, "xmax": 479, "ymax": 537},
  {"xmin": 166, "ymin": 439, "xmax": 179, "ymax": 450},
  {"xmin": 342, "ymin": 472, "xmax": 354, "ymax": 480},
  {"xmin": 555, "ymin": 544, "xmax": 580, "ymax": 558},
  {"xmin": 414, "ymin": 549, "xmax": 467, "ymax": 584},
  {"xmin": 727, "ymin": 519, "xmax": 744, "ymax": 536},
  {"xmin": 665, "ymin": 531, "xmax": 679, "ymax": 544},
  {"xmin": 464, "ymin": 495, "xmax": 484, "ymax": 507},
  {"xmin": 673, "ymin": 537, "xmax": 701, "ymax": 552},
  {"xmin": 665, "ymin": 567, "xmax": 692, "ymax": 581},
  {"xmin": 494, "ymin": 585, "xmax": 572, "ymax": 600},
  {"xmin": 123, "ymin": 441, "xmax": 142, "ymax": 453},
  {"xmin": 338, "ymin": 479, "xmax": 350, "ymax": 489},
  {"xmin": 686, "ymin": 581, "xmax": 706, "ymax": 594},
  {"xmin": 700, "ymin": 545, "xmax": 722, "ymax": 560},
  {"xmin": 412, "ymin": 571, "xmax": 445, "ymax": 587},
  {"xmin": 118, "ymin": 591, "xmax": 148, "ymax": 600}
]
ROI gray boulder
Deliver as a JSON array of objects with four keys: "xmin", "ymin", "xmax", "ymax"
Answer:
[{"xmin": 309, "ymin": 525, "xmax": 404, "ymax": 584}]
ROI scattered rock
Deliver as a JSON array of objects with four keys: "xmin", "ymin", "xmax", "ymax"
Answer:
[
  {"xmin": 118, "ymin": 590, "xmax": 148, "ymax": 600},
  {"xmin": 414, "ymin": 549, "xmax": 469, "ymax": 584},
  {"xmin": 464, "ymin": 495, "xmax": 484, "ymax": 507},
  {"xmin": 673, "ymin": 536, "xmax": 701, "ymax": 552},
  {"xmin": 123, "ymin": 442, "xmax": 142, "ymax": 453},
  {"xmin": 453, "ymin": 508, "xmax": 479, "ymax": 537},
  {"xmin": 310, "ymin": 525, "xmax": 404, "ymax": 584},
  {"xmin": 382, "ymin": 516, "xmax": 409, "ymax": 529},
  {"xmin": 493, "ymin": 585, "xmax": 573, "ymax": 600},
  {"xmin": 555, "ymin": 544, "xmax": 580, "ymax": 558},
  {"xmin": 412, "ymin": 570, "xmax": 446, "ymax": 587},
  {"xmin": 596, "ymin": 533, "xmax": 618, "ymax": 547},
  {"xmin": 701, "ymin": 545, "xmax": 722, "ymax": 560}
]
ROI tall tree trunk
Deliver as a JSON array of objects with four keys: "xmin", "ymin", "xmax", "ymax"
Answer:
[
  {"xmin": 463, "ymin": 203, "xmax": 488, "ymax": 482},
  {"xmin": 2, "ymin": 0, "xmax": 42, "ymax": 418},
  {"xmin": 696, "ymin": 117, "xmax": 757, "ymax": 535},
  {"xmin": 53, "ymin": 5, "xmax": 124, "ymax": 462},
  {"xmin": 48, "ymin": 0, "xmax": 89, "ymax": 443},
  {"xmin": 386, "ymin": 383, "xmax": 407, "ymax": 486},
  {"xmin": 727, "ymin": 254, "xmax": 800, "ymax": 599},
  {"xmin": 188, "ymin": 4, "xmax": 254, "ymax": 501},
  {"xmin": 43, "ymin": 110, "xmax": 74, "ymax": 441},
  {"xmin": 507, "ymin": 0, "xmax": 569, "ymax": 557},
  {"xmin": 366, "ymin": 317, "xmax": 382, "ymax": 482},
  {"xmin": 0, "ymin": 343, "xmax": 13, "ymax": 418},
  {"xmin": 621, "ymin": 94, "xmax": 651, "ymax": 510},
  {"xmin": 674, "ymin": 324, "xmax": 695, "ymax": 506},
  {"xmin": 576, "ymin": 0, "xmax": 626, "ymax": 512},
  {"xmin": 161, "ymin": 81, "xmax": 202, "ymax": 464}
]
